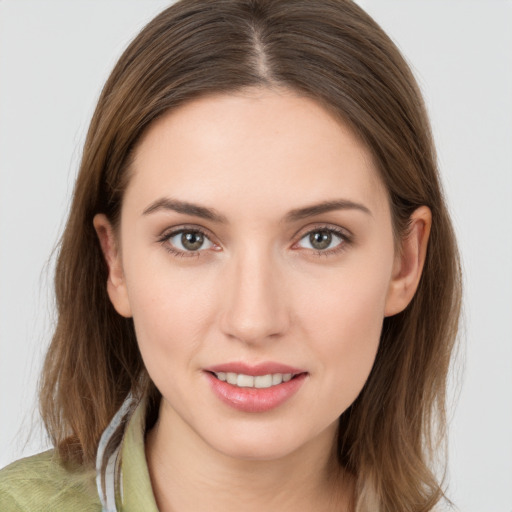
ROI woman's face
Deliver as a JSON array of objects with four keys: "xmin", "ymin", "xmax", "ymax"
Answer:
[{"xmin": 99, "ymin": 88, "xmax": 406, "ymax": 461}]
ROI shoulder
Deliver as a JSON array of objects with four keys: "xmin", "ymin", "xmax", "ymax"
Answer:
[{"xmin": 0, "ymin": 450, "xmax": 101, "ymax": 512}]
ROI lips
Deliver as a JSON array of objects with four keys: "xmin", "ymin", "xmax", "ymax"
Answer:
[
  {"xmin": 203, "ymin": 362, "xmax": 308, "ymax": 413},
  {"xmin": 205, "ymin": 361, "xmax": 305, "ymax": 376}
]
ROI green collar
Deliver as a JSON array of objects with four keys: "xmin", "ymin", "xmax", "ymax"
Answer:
[{"xmin": 118, "ymin": 399, "xmax": 159, "ymax": 511}]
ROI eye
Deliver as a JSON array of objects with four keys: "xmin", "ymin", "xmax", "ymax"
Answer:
[
  {"xmin": 159, "ymin": 228, "xmax": 216, "ymax": 257},
  {"xmin": 295, "ymin": 227, "xmax": 348, "ymax": 255}
]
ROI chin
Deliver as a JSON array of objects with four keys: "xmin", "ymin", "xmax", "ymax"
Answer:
[{"xmin": 201, "ymin": 420, "xmax": 333, "ymax": 463}]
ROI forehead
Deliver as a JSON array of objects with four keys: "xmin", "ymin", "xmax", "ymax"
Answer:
[{"xmin": 125, "ymin": 88, "xmax": 389, "ymax": 221}]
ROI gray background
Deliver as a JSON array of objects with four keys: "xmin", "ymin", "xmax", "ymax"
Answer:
[{"xmin": 1, "ymin": 1, "xmax": 511, "ymax": 510}]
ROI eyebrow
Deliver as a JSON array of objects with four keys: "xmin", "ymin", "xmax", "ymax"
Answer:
[
  {"xmin": 143, "ymin": 198, "xmax": 229, "ymax": 223},
  {"xmin": 284, "ymin": 199, "xmax": 372, "ymax": 222},
  {"xmin": 142, "ymin": 197, "xmax": 372, "ymax": 223}
]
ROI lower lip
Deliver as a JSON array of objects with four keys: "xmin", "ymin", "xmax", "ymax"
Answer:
[{"xmin": 205, "ymin": 372, "xmax": 307, "ymax": 413}]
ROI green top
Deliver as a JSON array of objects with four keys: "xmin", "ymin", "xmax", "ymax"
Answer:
[{"xmin": 0, "ymin": 401, "xmax": 159, "ymax": 511}]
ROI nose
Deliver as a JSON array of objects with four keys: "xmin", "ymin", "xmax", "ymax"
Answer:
[{"xmin": 219, "ymin": 246, "xmax": 290, "ymax": 345}]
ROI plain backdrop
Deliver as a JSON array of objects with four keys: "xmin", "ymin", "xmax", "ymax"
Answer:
[{"xmin": 1, "ymin": 1, "xmax": 511, "ymax": 511}]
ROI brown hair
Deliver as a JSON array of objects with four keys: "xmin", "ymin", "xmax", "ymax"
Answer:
[{"xmin": 40, "ymin": 1, "xmax": 462, "ymax": 510}]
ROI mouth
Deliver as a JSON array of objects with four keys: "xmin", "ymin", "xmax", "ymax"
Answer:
[
  {"xmin": 208, "ymin": 371, "xmax": 302, "ymax": 389},
  {"xmin": 203, "ymin": 362, "xmax": 308, "ymax": 412}
]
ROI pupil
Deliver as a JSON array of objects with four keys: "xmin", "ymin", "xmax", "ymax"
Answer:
[
  {"xmin": 310, "ymin": 231, "xmax": 331, "ymax": 250},
  {"xmin": 182, "ymin": 232, "xmax": 204, "ymax": 250}
]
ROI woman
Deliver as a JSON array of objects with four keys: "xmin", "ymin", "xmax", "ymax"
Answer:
[{"xmin": 0, "ymin": 0, "xmax": 461, "ymax": 510}]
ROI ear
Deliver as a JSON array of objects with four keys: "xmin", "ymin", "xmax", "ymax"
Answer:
[
  {"xmin": 93, "ymin": 214, "xmax": 132, "ymax": 318},
  {"xmin": 384, "ymin": 206, "xmax": 432, "ymax": 317}
]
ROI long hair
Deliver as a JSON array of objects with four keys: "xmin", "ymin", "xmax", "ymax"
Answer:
[{"xmin": 39, "ymin": 1, "xmax": 462, "ymax": 510}]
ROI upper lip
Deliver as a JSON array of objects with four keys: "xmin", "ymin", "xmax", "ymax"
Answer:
[{"xmin": 204, "ymin": 361, "xmax": 306, "ymax": 376}]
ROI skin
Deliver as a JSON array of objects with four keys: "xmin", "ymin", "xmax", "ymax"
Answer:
[{"xmin": 94, "ymin": 87, "xmax": 431, "ymax": 511}]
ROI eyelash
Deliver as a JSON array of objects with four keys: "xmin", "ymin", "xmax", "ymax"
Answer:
[
  {"xmin": 157, "ymin": 225, "xmax": 352, "ymax": 259},
  {"xmin": 297, "ymin": 226, "xmax": 351, "ymax": 258},
  {"xmin": 157, "ymin": 227, "xmax": 216, "ymax": 259}
]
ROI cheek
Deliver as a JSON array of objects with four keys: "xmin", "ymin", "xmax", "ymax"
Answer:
[
  {"xmin": 295, "ymin": 261, "xmax": 391, "ymax": 410},
  {"xmin": 123, "ymin": 259, "xmax": 219, "ymax": 375}
]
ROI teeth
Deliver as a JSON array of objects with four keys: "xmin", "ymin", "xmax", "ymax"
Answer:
[
  {"xmin": 254, "ymin": 374, "xmax": 272, "ymax": 388},
  {"xmin": 237, "ymin": 374, "xmax": 254, "ymax": 387},
  {"xmin": 214, "ymin": 372, "xmax": 296, "ymax": 388}
]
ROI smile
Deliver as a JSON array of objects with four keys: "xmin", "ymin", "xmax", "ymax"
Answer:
[
  {"xmin": 204, "ymin": 363, "xmax": 308, "ymax": 413},
  {"xmin": 212, "ymin": 372, "xmax": 293, "ymax": 388}
]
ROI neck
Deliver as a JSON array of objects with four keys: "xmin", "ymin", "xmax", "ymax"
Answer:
[{"xmin": 145, "ymin": 401, "xmax": 353, "ymax": 512}]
